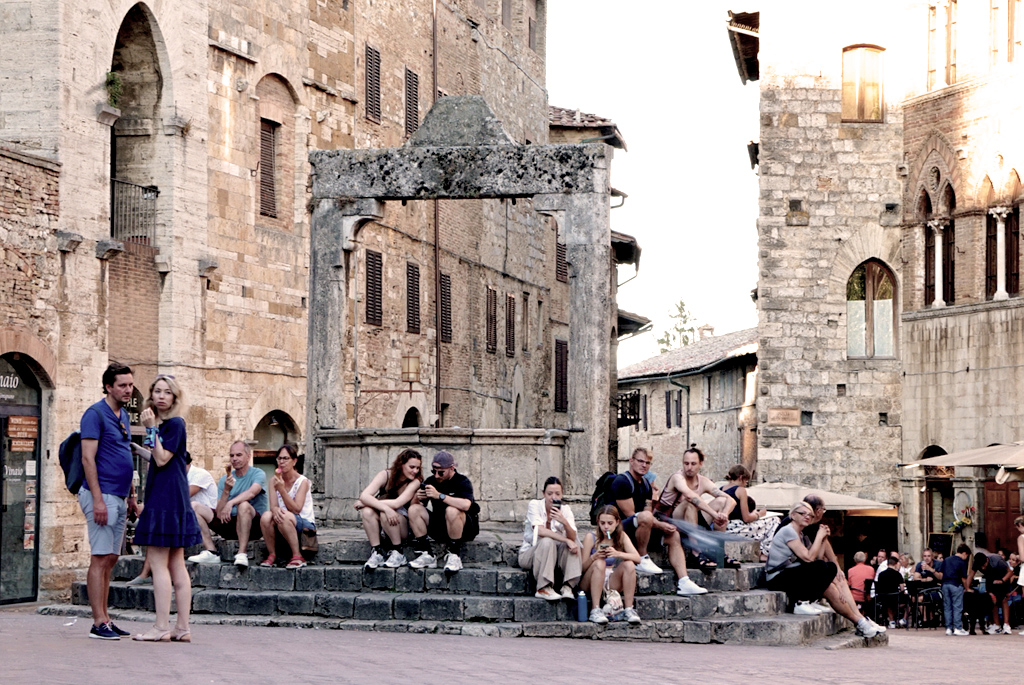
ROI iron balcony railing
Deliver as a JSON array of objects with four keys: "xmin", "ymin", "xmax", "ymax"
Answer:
[{"xmin": 111, "ymin": 179, "xmax": 159, "ymax": 245}]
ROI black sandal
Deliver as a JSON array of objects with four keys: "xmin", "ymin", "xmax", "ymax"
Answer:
[
  {"xmin": 689, "ymin": 552, "xmax": 718, "ymax": 572},
  {"xmin": 723, "ymin": 555, "xmax": 741, "ymax": 569}
]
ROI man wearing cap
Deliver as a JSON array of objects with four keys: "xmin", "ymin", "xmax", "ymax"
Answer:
[{"xmin": 408, "ymin": 451, "xmax": 479, "ymax": 572}]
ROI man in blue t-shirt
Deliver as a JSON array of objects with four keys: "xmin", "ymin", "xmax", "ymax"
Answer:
[
  {"xmin": 937, "ymin": 543, "xmax": 971, "ymax": 635},
  {"xmin": 210, "ymin": 440, "xmax": 268, "ymax": 567},
  {"xmin": 79, "ymin": 361, "xmax": 138, "ymax": 640}
]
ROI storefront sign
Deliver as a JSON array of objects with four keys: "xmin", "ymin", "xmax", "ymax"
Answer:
[{"xmin": 10, "ymin": 439, "xmax": 35, "ymax": 453}]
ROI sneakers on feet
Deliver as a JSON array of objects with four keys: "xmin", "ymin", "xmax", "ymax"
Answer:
[
  {"xmin": 589, "ymin": 608, "xmax": 609, "ymax": 624},
  {"xmin": 1002, "ymin": 624, "xmax": 1012, "ymax": 635},
  {"xmin": 443, "ymin": 553, "xmax": 463, "ymax": 572},
  {"xmin": 559, "ymin": 585, "xmax": 575, "ymax": 600},
  {"xmin": 233, "ymin": 552, "xmax": 249, "ymax": 568},
  {"xmin": 622, "ymin": 607, "xmax": 641, "ymax": 624},
  {"xmin": 89, "ymin": 623, "xmax": 120, "ymax": 640},
  {"xmin": 106, "ymin": 622, "xmax": 131, "ymax": 637},
  {"xmin": 855, "ymin": 621, "xmax": 879, "ymax": 638},
  {"xmin": 794, "ymin": 601, "xmax": 824, "ymax": 616},
  {"xmin": 535, "ymin": 586, "xmax": 561, "ymax": 601},
  {"xmin": 888, "ymin": 620, "xmax": 897, "ymax": 629},
  {"xmin": 364, "ymin": 549, "xmax": 385, "ymax": 569},
  {"xmin": 126, "ymin": 576, "xmax": 151, "ymax": 586},
  {"xmin": 383, "ymin": 550, "xmax": 407, "ymax": 568},
  {"xmin": 953, "ymin": 628, "xmax": 969, "ymax": 636},
  {"xmin": 986, "ymin": 624, "xmax": 1002, "ymax": 635},
  {"xmin": 869, "ymin": 619, "xmax": 887, "ymax": 633},
  {"xmin": 815, "ymin": 600, "xmax": 834, "ymax": 613},
  {"xmin": 946, "ymin": 628, "xmax": 953, "ymax": 636},
  {"xmin": 409, "ymin": 551, "xmax": 436, "ymax": 569},
  {"xmin": 676, "ymin": 576, "xmax": 707, "ymax": 596},
  {"xmin": 187, "ymin": 550, "xmax": 221, "ymax": 565},
  {"xmin": 636, "ymin": 555, "xmax": 663, "ymax": 575}
]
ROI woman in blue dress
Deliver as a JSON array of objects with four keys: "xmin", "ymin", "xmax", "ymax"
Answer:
[{"xmin": 132, "ymin": 374, "xmax": 201, "ymax": 642}]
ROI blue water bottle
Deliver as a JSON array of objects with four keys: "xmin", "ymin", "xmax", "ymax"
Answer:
[{"xmin": 577, "ymin": 590, "xmax": 588, "ymax": 622}]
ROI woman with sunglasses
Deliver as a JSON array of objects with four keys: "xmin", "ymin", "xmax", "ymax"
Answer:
[
  {"xmin": 131, "ymin": 374, "xmax": 201, "ymax": 642},
  {"xmin": 355, "ymin": 449, "xmax": 423, "ymax": 568},
  {"xmin": 765, "ymin": 501, "xmax": 880, "ymax": 638},
  {"xmin": 259, "ymin": 444, "xmax": 315, "ymax": 569}
]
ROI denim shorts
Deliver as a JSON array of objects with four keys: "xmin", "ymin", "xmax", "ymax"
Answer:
[
  {"xmin": 294, "ymin": 516, "xmax": 316, "ymax": 536},
  {"xmin": 78, "ymin": 488, "xmax": 128, "ymax": 556}
]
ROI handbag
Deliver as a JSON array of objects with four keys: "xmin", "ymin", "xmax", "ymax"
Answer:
[{"xmin": 300, "ymin": 529, "xmax": 319, "ymax": 554}]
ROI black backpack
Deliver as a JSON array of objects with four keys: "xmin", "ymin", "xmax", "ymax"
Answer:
[
  {"xmin": 59, "ymin": 430, "xmax": 85, "ymax": 495},
  {"xmin": 589, "ymin": 471, "xmax": 633, "ymax": 525}
]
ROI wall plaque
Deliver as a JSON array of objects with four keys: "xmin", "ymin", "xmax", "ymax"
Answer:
[{"xmin": 767, "ymin": 408, "xmax": 801, "ymax": 426}]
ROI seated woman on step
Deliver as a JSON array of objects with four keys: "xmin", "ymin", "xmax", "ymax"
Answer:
[
  {"xmin": 709, "ymin": 464, "xmax": 780, "ymax": 562},
  {"xmin": 765, "ymin": 501, "xmax": 884, "ymax": 638},
  {"xmin": 355, "ymin": 449, "xmax": 423, "ymax": 568},
  {"xmin": 519, "ymin": 476, "xmax": 582, "ymax": 602},
  {"xmin": 259, "ymin": 444, "xmax": 316, "ymax": 569},
  {"xmin": 581, "ymin": 505, "xmax": 642, "ymax": 625}
]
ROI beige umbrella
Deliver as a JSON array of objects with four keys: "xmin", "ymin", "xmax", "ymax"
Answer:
[
  {"xmin": 744, "ymin": 482, "xmax": 895, "ymax": 511},
  {"xmin": 901, "ymin": 442, "xmax": 1024, "ymax": 473}
]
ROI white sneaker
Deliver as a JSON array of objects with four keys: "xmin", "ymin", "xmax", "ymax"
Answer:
[
  {"xmin": 1002, "ymin": 624, "xmax": 1012, "ymax": 635},
  {"xmin": 815, "ymin": 600, "xmax": 834, "ymax": 613},
  {"xmin": 855, "ymin": 621, "xmax": 879, "ymax": 638},
  {"xmin": 622, "ymin": 607, "xmax": 641, "ymax": 624},
  {"xmin": 233, "ymin": 552, "xmax": 249, "ymax": 568},
  {"xmin": 187, "ymin": 550, "xmax": 221, "ymax": 565},
  {"xmin": 869, "ymin": 619, "xmax": 887, "ymax": 633},
  {"xmin": 535, "ymin": 586, "xmax": 561, "ymax": 601},
  {"xmin": 444, "ymin": 553, "xmax": 463, "ymax": 572},
  {"xmin": 953, "ymin": 628, "xmax": 969, "ymax": 636},
  {"xmin": 794, "ymin": 601, "xmax": 824, "ymax": 616},
  {"xmin": 986, "ymin": 624, "xmax": 1001, "ymax": 635},
  {"xmin": 636, "ymin": 555, "xmax": 663, "ymax": 575},
  {"xmin": 409, "ymin": 551, "xmax": 436, "ymax": 569},
  {"xmin": 946, "ymin": 628, "xmax": 953, "ymax": 636},
  {"xmin": 559, "ymin": 585, "xmax": 575, "ymax": 600},
  {"xmin": 589, "ymin": 608, "xmax": 609, "ymax": 624},
  {"xmin": 383, "ymin": 550, "xmax": 407, "ymax": 568},
  {"xmin": 1019, "ymin": 629, "xmax": 1024, "ymax": 636},
  {"xmin": 676, "ymin": 576, "xmax": 707, "ymax": 596},
  {"xmin": 364, "ymin": 550, "xmax": 385, "ymax": 569}
]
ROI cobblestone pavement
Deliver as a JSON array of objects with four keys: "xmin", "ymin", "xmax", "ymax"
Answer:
[{"xmin": 1, "ymin": 604, "xmax": 1018, "ymax": 684}]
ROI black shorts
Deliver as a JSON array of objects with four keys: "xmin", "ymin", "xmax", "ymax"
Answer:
[
  {"xmin": 767, "ymin": 560, "xmax": 838, "ymax": 602},
  {"xmin": 209, "ymin": 515, "xmax": 263, "ymax": 541},
  {"xmin": 428, "ymin": 507, "xmax": 479, "ymax": 543}
]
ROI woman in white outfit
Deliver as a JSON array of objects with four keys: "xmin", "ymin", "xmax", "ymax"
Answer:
[{"xmin": 518, "ymin": 476, "xmax": 582, "ymax": 601}]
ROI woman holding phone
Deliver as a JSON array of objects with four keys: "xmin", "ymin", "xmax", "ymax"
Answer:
[
  {"xmin": 518, "ymin": 476, "xmax": 581, "ymax": 601},
  {"xmin": 580, "ymin": 505, "xmax": 642, "ymax": 624}
]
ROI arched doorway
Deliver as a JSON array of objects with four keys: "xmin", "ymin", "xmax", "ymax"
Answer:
[
  {"xmin": 402, "ymin": 407, "xmax": 421, "ymax": 428},
  {"xmin": 0, "ymin": 353, "xmax": 44, "ymax": 604}
]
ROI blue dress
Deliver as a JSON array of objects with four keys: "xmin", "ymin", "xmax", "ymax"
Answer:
[{"xmin": 133, "ymin": 417, "xmax": 202, "ymax": 548}]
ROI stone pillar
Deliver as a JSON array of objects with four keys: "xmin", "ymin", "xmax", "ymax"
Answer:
[
  {"xmin": 990, "ymin": 206, "xmax": 1011, "ymax": 301},
  {"xmin": 307, "ymin": 198, "xmax": 384, "ymax": 490},
  {"xmin": 928, "ymin": 219, "xmax": 946, "ymax": 308},
  {"xmin": 536, "ymin": 148, "xmax": 612, "ymax": 495}
]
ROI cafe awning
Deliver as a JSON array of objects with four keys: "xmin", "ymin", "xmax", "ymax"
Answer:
[
  {"xmin": 902, "ymin": 442, "xmax": 1024, "ymax": 483},
  {"xmin": 744, "ymin": 482, "xmax": 895, "ymax": 511}
]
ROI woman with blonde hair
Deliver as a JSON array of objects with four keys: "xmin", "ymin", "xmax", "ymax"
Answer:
[{"xmin": 131, "ymin": 374, "xmax": 201, "ymax": 642}]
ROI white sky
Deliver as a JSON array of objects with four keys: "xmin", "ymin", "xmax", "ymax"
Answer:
[{"xmin": 546, "ymin": 1, "xmax": 761, "ymax": 368}]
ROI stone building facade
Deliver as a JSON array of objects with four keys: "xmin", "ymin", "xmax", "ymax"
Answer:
[
  {"xmin": 1, "ymin": 0, "xmax": 635, "ymax": 600},
  {"xmin": 732, "ymin": 2, "xmax": 1024, "ymax": 556},
  {"xmin": 616, "ymin": 328, "xmax": 757, "ymax": 483}
]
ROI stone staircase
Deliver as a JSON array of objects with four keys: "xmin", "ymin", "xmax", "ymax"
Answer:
[{"xmin": 49, "ymin": 527, "xmax": 883, "ymax": 646}]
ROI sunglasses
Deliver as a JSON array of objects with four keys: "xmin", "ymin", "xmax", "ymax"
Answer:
[
  {"xmin": 119, "ymin": 421, "xmax": 129, "ymax": 440},
  {"xmin": 431, "ymin": 467, "xmax": 451, "ymax": 475}
]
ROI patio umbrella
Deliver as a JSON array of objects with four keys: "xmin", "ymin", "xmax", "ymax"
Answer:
[
  {"xmin": 744, "ymin": 482, "xmax": 895, "ymax": 511},
  {"xmin": 901, "ymin": 442, "xmax": 1024, "ymax": 471}
]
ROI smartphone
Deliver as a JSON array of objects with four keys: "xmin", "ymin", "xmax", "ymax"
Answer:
[{"xmin": 552, "ymin": 499, "xmax": 562, "ymax": 510}]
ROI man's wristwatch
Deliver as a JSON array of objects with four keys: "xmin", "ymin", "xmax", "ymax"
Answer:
[{"xmin": 438, "ymin": 493, "xmax": 446, "ymax": 502}]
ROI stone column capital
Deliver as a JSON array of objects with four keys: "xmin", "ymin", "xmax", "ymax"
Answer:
[
  {"xmin": 927, "ymin": 218, "xmax": 947, "ymax": 233},
  {"xmin": 989, "ymin": 206, "xmax": 1011, "ymax": 221}
]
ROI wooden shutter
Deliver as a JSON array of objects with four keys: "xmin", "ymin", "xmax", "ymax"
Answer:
[
  {"xmin": 502, "ymin": 0, "xmax": 512, "ymax": 28},
  {"xmin": 365, "ymin": 250, "xmax": 383, "ymax": 326},
  {"xmin": 554, "ymin": 339, "xmax": 568, "ymax": 413},
  {"xmin": 675, "ymin": 389, "xmax": 683, "ymax": 427},
  {"xmin": 924, "ymin": 226, "xmax": 935, "ymax": 305},
  {"xmin": 665, "ymin": 390, "xmax": 672, "ymax": 428},
  {"xmin": 521, "ymin": 292, "xmax": 529, "ymax": 351},
  {"xmin": 556, "ymin": 241, "xmax": 568, "ymax": 282},
  {"xmin": 406, "ymin": 262, "xmax": 420, "ymax": 334},
  {"xmin": 405, "ymin": 68, "xmax": 419, "ymax": 137},
  {"xmin": 1008, "ymin": 206, "xmax": 1020, "ymax": 296},
  {"xmin": 486, "ymin": 288, "xmax": 497, "ymax": 353},
  {"xmin": 365, "ymin": 45, "xmax": 381, "ymax": 123},
  {"xmin": 440, "ymin": 272, "xmax": 452, "ymax": 343},
  {"xmin": 259, "ymin": 119, "xmax": 277, "ymax": 218},
  {"xmin": 986, "ymin": 213, "xmax": 998, "ymax": 299},
  {"xmin": 943, "ymin": 219, "xmax": 955, "ymax": 304},
  {"xmin": 641, "ymin": 393, "xmax": 647, "ymax": 431},
  {"xmin": 505, "ymin": 294, "xmax": 516, "ymax": 356}
]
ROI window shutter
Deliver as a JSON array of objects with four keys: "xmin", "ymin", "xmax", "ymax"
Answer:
[
  {"xmin": 987, "ymin": 213, "xmax": 998, "ymax": 299},
  {"xmin": 365, "ymin": 45, "xmax": 381, "ymax": 123},
  {"xmin": 924, "ymin": 226, "xmax": 935, "ymax": 305},
  {"xmin": 259, "ymin": 120, "xmax": 277, "ymax": 218},
  {"xmin": 529, "ymin": 18, "xmax": 537, "ymax": 51},
  {"xmin": 675, "ymin": 390, "xmax": 683, "ymax": 427},
  {"xmin": 502, "ymin": 0, "xmax": 512, "ymax": 28},
  {"xmin": 943, "ymin": 219, "xmax": 955, "ymax": 304},
  {"xmin": 407, "ymin": 262, "xmax": 420, "ymax": 334},
  {"xmin": 440, "ymin": 272, "xmax": 452, "ymax": 343},
  {"xmin": 554, "ymin": 339, "xmax": 568, "ymax": 413},
  {"xmin": 365, "ymin": 250, "xmax": 383, "ymax": 326},
  {"xmin": 521, "ymin": 292, "xmax": 529, "ymax": 351},
  {"xmin": 665, "ymin": 390, "xmax": 672, "ymax": 429},
  {"xmin": 486, "ymin": 288, "xmax": 497, "ymax": 353},
  {"xmin": 405, "ymin": 68, "xmax": 419, "ymax": 137},
  {"xmin": 506, "ymin": 294, "xmax": 515, "ymax": 356},
  {"xmin": 641, "ymin": 393, "xmax": 647, "ymax": 431},
  {"xmin": 1009, "ymin": 206, "xmax": 1021, "ymax": 295},
  {"xmin": 556, "ymin": 241, "xmax": 568, "ymax": 282}
]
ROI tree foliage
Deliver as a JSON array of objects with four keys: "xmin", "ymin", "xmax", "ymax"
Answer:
[{"xmin": 656, "ymin": 299, "xmax": 697, "ymax": 353}]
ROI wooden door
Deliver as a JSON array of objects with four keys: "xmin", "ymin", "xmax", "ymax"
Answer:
[{"xmin": 984, "ymin": 481, "xmax": 1022, "ymax": 551}]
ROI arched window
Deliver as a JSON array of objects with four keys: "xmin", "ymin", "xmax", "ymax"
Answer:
[
  {"xmin": 847, "ymin": 260, "xmax": 897, "ymax": 358},
  {"xmin": 920, "ymin": 190, "xmax": 935, "ymax": 306},
  {"xmin": 942, "ymin": 184, "xmax": 956, "ymax": 304}
]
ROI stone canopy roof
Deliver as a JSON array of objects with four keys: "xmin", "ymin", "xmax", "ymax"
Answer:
[
  {"xmin": 618, "ymin": 327, "xmax": 758, "ymax": 381},
  {"xmin": 549, "ymin": 105, "xmax": 626, "ymax": 150}
]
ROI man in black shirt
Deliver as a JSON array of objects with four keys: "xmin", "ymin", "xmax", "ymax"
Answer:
[
  {"xmin": 875, "ymin": 554, "xmax": 906, "ymax": 627},
  {"xmin": 408, "ymin": 451, "xmax": 479, "ymax": 572}
]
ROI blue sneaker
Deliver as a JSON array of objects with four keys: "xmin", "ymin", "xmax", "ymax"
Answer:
[
  {"xmin": 106, "ymin": 622, "xmax": 131, "ymax": 637},
  {"xmin": 89, "ymin": 623, "xmax": 120, "ymax": 640}
]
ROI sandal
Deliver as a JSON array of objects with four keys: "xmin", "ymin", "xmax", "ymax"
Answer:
[
  {"xmin": 133, "ymin": 628, "xmax": 171, "ymax": 642},
  {"xmin": 723, "ymin": 555, "xmax": 741, "ymax": 569},
  {"xmin": 259, "ymin": 554, "xmax": 277, "ymax": 567},
  {"xmin": 689, "ymin": 552, "xmax": 718, "ymax": 572},
  {"xmin": 169, "ymin": 628, "xmax": 191, "ymax": 643},
  {"xmin": 286, "ymin": 556, "xmax": 306, "ymax": 569}
]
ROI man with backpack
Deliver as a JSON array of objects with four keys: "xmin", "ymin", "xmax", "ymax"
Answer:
[{"xmin": 78, "ymin": 362, "xmax": 138, "ymax": 640}]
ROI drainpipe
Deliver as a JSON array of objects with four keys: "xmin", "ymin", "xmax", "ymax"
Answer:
[{"xmin": 432, "ymin": 0, "xmax": 442, "ymax": 426}]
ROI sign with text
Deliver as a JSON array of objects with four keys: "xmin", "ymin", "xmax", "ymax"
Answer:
[
  {"xmin": 10, "ymin": 439, "xmax": 35, "ymax": 453},
  {"xmin": 767, "ymin": 408, "xmax": 802, "ymax": 426}
]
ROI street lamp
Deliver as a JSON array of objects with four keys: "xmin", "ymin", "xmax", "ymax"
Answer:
[{"xmin": 401, "ymin": 354, "xmax": 420, "ymax": 393}]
